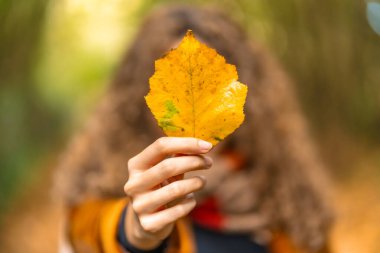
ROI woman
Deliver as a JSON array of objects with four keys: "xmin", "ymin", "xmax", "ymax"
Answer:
[{"xmin": 55, "ymin": 5, "xmax": 333, "ymax": 253}]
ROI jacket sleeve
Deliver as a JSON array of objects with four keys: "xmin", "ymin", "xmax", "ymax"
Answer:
[
  {"xmin": 270, "ymin": 232, "xmax": 332, "ymax": 253},
  {"xmin": 67, "ymin": 198, "xmax": 128, "ymax": 253}
]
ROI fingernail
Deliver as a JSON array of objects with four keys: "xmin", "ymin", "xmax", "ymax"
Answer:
[
  {"xmin": 198, "ymin": 140, "xmax": 212, "ymax": 151},
  {"xmin": 204, "ymin": 157, "xmax": 213, "ymax": 167}
]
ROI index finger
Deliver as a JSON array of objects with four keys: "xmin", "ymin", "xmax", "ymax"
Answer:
[{"xmin": 129, "ymin": 137, "xmax": 213, "ymax": 171}]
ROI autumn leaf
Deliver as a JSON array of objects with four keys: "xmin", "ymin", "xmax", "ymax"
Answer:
[{"xmin": 145, "ymin": 30, "xmax": 248, "ymax": 145}]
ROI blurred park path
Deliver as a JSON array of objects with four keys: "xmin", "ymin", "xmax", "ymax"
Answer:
[
  {"xmin": 0, "ymin": 159, "xmax": 61, "ymax": 253},
  {"xmin": 331, "ymin": 150, "xmax": 380, "ymax": 253}
]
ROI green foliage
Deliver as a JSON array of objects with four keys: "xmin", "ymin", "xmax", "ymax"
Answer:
[
  {"xmin": 0, "ymin": 0, "xmax": 142, "ymax": 218},
  {"xmin": 0, "ymin": 0, "xmax": 54, "ymax": 215}
]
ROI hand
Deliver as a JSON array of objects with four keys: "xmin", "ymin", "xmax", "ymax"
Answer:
[{"xmin": 123, "ymin": 137, "xmax": 213, "ymax": 250}]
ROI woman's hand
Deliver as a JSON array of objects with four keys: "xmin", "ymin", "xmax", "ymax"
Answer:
[{"xmin": 123, "ymin": 137, "xmax": 213, "ymax": 250}]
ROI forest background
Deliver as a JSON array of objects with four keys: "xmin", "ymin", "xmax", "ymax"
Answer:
[{"xmin": 0, "ymin": 0, "xmax": 379, "ymax": 252}]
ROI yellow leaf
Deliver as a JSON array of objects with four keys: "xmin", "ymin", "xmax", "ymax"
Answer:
[{"xmin": 145, "ymin": 30, "xmax": 248, "ymax": 145}]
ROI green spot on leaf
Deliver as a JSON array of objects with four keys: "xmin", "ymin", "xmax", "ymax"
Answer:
[
  {"xmin": 159, "ymin": 100, "xmax": 180, "ymax": 131},
  {"xmin": 164, "ymin": 100, "xmax": 179, "ymax": 118}
]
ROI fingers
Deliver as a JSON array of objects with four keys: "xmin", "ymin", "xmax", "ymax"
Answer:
[
  {"xmin": 132, "ymin": 176, "xmax": 205, "ymax": 214},
  {"xmin": 138, "ymin": 196, "xmax": 197, "ymax": 233},
  {"xmin": 123, "ymin": 137, "xmax": 213, "ymax": 244},
  {"xmin": 129, "ymin": 137, "xmax": 213, "ymax": 171},
  {"xmin": 125, "ymin": 155, "xmax": 212, "ymax": 195}
]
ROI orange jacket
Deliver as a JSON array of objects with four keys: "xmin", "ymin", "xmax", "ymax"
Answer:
[{"xmin": 67, "ymin": 198, "xmax": 329, "ymax": 253}]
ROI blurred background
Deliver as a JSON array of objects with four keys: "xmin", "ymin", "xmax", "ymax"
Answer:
[{"xmin": 0, "ymin": 0, "xmax": 379, "ymax": 252}]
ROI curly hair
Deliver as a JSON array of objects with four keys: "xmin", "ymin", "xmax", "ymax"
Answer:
[{"xmin": 54, "ymin": 5, "xmax": 333, "ymax": 252}]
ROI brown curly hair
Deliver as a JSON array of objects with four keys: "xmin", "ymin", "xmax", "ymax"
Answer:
[{"xmin": 54, "ymin": 5, "xmax": 333, "ymax": 252}]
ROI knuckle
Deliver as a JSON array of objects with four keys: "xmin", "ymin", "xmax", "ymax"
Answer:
[
  {"xmin": 132, "ymin": 200, "xmax": 143, "ymax": 214},
  {"xmin": 168, "ymin": 181, "xmax": 182, "ymax": 196},
  {"xmin": 181, "ymin": 198, "xmax": 197, "ymax": 216},
  {"xmin": 159, "ymin": 159, "xmax": 172, "ymax": 176},
  {"xmin": 123, "ymin": 182, "xmax": 132, "ymax": 195},
  {"xmin": 190, "ymin": 156, "xmax": 204, "ymax": 168},
  {"xmin": 176, "ymin": 204, "xmax": 189, "ymax": 217},
  {"xmin": 189, "ymin": 198, "xmax": 197, "ymax": 207},
  {"xmin": 139, "ymin": 217, "xmax": 150, "ymax": 231},
  {"xmin": 123, "ymin": 185, "xmax": 129, "ymax": 194},
  {"xmin": 124, "ymin": 177, "xmax": 137, "ymax": 195},
  {"xmin": 140, "ymin": 218, "xmax": 156, "ymax": 233},
  {"xmin": 127, "ymin": 157, "xmax": 136, "ymax": 170},
  {"xmin": 155, "ymin": 137, "xmax": 168, "ymax": 153},
  {"xmin": 193, "ymin": 177, "xmax": 204, "ymax": 189}
]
